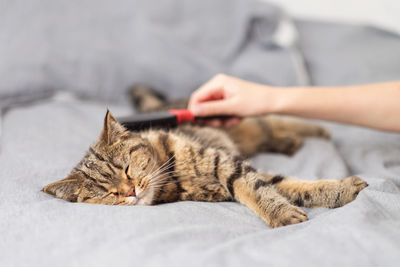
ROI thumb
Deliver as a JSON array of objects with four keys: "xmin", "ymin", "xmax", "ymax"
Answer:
[{"xmin": 190, "ymin": 99, "xmax": 235, "ymax": 117}]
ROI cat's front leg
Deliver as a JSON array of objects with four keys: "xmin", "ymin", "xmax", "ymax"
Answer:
[
  {"xmin": 269, "ymin": 175, "xmax": 369, "ymax": 208},
  {"xmin": 231, "ymin": 171, "xmax": 308, "ymax": 227},
  {"xmin": 177, "ymin": 144, "xmax": 308, "ymax": 228},
  {"xmin": 214, "ymin": 155, "xmax": 308, "ymax": 227}
]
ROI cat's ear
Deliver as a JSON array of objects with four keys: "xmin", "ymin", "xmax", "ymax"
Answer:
[
  {"xmin": 99, "ymin": 110, "xmax": 127, "ymax": 145},
  {"xmin": 43, "ymin": 173, "xmax": 83, "ymax": 202}
]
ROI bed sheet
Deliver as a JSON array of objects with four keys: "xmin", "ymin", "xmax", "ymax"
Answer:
[{"xmin": 0, "ymin": 97, "xmax": 399, "ymax": 267}]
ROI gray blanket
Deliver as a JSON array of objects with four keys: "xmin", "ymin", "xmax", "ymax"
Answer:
[{"xmin": 1, "ymin": 1, "xmax": 400, "ymax": 267}]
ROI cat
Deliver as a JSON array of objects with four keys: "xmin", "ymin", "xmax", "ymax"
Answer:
[{"xmin": 43, "ymin": 85, "xmax": 368, "ymax": 228}]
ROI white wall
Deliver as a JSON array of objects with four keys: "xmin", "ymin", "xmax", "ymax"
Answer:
[{"xmin": 263, "ymin": 0, "xmax": 400, "ymax": 34}]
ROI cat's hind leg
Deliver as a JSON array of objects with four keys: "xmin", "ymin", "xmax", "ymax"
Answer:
[
  {"xmin": 266, "ymin": 115, "xmax": 331, "ymax": 139},
  {"xmin": 264, "ymin": 174, "xmax": 369, "ymax": 208},
  {"xmin": 226, "ymin": 116, "xmax": 327, "ymax": 157}
]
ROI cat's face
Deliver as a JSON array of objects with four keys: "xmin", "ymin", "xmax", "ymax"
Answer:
[{"xmin": 43, "ymin": 111, "xmax": 158, "ymax": 205}]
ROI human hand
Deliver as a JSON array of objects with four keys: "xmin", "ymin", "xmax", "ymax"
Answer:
[{"xmin": 188, "ymin": 74, "xmax": 277, "ymax": 126}]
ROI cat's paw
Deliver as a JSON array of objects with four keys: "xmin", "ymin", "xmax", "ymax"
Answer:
[
  {"xmin": 302, "ymin": 125, "xmax": 331, "ymax": 140},
  {"xmin": 269, "ymin": 204, "xmax": 308, "ymax": 228},
  {"xmin": 337, "ymin": 176, "xmax": 368, "ymax": 207},
  {"xmin": 316, "ymin": 127, "xmax": 331, "ymax": 139},
  {"xmin": 272, "ymin": 134, "xmax": 304, "ymax": 156},
  {"xmin": 284, "ymin": 136, "xmax": 304, "ymax": 156}
]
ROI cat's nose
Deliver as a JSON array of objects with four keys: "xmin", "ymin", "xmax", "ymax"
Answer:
[{"xmin": 126, "ymin": 187, "xmax": 136, "ymax": 197}]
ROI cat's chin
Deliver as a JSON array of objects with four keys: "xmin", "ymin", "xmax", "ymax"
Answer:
[
  {"xmin": 137, "ymin": 197, "xmax": 152, "ymax": 205},
  {"xmin": 128, "ymin": 195, "xmax": 152, "ymax": 205},
  {"xmin": 130, "ymin": 188, "xmax": 154, "ymax": 206}
]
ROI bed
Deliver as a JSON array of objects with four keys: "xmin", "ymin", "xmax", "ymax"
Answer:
[{"xmin": 1, "ymin": 1, "xmax": 400, "ymax": 266}]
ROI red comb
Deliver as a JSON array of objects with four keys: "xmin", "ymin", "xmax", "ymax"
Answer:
[{"xmin": 168, "ymin": 109, "xmax": 195, "ymax": 124}]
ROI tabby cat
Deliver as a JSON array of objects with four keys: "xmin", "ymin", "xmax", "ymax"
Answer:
[{"xmin": 43, "ymin": 86, "xmax": 368, "ymax": 228}]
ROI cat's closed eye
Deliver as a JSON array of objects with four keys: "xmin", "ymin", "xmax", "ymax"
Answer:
[{"xmin": 125, "ymin": 166, "xmax": 132, "ymax": 180}]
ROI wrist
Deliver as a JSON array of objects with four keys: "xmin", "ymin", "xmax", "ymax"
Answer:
[
  {"xmin": 256, "ymin": 85, "xmax": 293, "ymax": 115},
  {"xmin": 270, "ymin": 86, "xmax": 308, "ymax": 115},
  {"xmin": 247, "ymin": 84, "xmax": 274, "ymax": 115}
]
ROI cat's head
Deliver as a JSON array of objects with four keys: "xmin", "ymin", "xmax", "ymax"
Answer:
[{"xmin": 43, "ymin": 111, "xmax": 158, "ymax": 205}]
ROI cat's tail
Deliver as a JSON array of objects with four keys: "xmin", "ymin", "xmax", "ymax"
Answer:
[
  {"xmin": 129, "ymin": 84, "xmax": 166, "ymax": 113},
  {"xmin": 129, "ymin": 84, "xmax": 189, "ymax": 113}
]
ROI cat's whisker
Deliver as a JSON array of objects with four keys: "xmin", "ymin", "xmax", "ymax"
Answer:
[
  {"xmin": 150, "ymin": 161, "xmax": 191, "ymax": 178},
  {"xmin": 141, "ymin": 180, "xmax": 181, "ymax": 198},
  {"xmin": 148, "ymin": 163, "xmax": 174, "ymax": 178},
  {"xmin": 155, "ymin": 157, "xmax": 179, "ymax": 172},
  {"xmin": 147, "ymin": 145, "xmax": 159, "ymax": 176},
  {"xmin": 148, "ymin": 172, "xmax": 189, "ymax": 189},
  {"xmin": 147, "ymin": 155, "xmax": 176, "ymax": 178},
  {"xmin": 153, "ymin": 169, "xmax": 184, "ymax": 177},
  {"xmin": 147, "ymin": 161, "xmax": 179, "ymax": 180},
  {"xmin": 148, "ymin": 175, "xmax": 175, "ymax": 185},
  {"xmin": 157, "ymin": 154, "xmax": 175, "ymax": 169},
  {"xmin": 146, "ymin": 156, "xmax": 192, "ymax": 180},
  {"xmin": 145, "ymin": 149, "xmax": 163, "ymax": 178},
  {"xmin": 148, "ymin": 171, "xmax": 185, "ymax": 184},
  {"xmin": 149, "ymin": 180, "xmax": 180, "ymax": 189},
  {"xmin": 147, "ymin": 160, "xmax": 170, "ymax": 178}
]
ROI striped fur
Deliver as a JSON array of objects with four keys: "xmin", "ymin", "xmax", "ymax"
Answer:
[{"xmin": 43, "ymin": 87, "xmax": 368, "ymax": 228}]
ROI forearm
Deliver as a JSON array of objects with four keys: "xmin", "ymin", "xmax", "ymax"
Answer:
[{"xmin": 268, "ymin": 82, "xmax": 400, "ymax": 132}]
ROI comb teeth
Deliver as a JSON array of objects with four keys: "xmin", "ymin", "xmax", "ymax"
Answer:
[
  {"xmin": 118, "ymin": 111, "xmax": 178, "ymax": 131},
  {"xmin": 118, "ymin": 109, "xmax": 234, "ymax": 131}
]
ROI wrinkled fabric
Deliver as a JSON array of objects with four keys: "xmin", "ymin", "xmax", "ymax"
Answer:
[
  {"xmin": 1, "ymin": 1, "xmax": 400, "ymax": 266},
  {"xmin": 0, "ymin": 0, "xmax": 297, "ymax": 108},
  {"xmin": 0, "ymin": 97, "xmax": 399, "ymax": 267}
]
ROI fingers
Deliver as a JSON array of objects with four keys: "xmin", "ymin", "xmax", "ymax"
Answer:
[
  {"xmin": 189, "ymin": 84, "xmax": 235, "ymax": 116},
  {"xmin": 223, "ymin": 117, "xmax": 241, "ymax": 127},
  {"xmin": 206, "ymin": 119, "xmax": 223, "ymax": 127},
  {"xmin": 197, "ymin": 116, "xmax": 241, "ymax": 128},
  {"xmin": 189, "ymin": 86, "xmax": 225, "ymax": 109},
  {"xmin": 188, "ymin": 74, "xmax": 230, "ymax": 111},
  {"xmin": 189, "ymin": 73, "xmax": 240, "ymax": 117},
  {"xmin": 190, "ymin": 99, "xmax": 235, "ymax": 117},
  {"xmin": 188, "ymin": 73, "xmax": 270, "ymax": 125}
]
